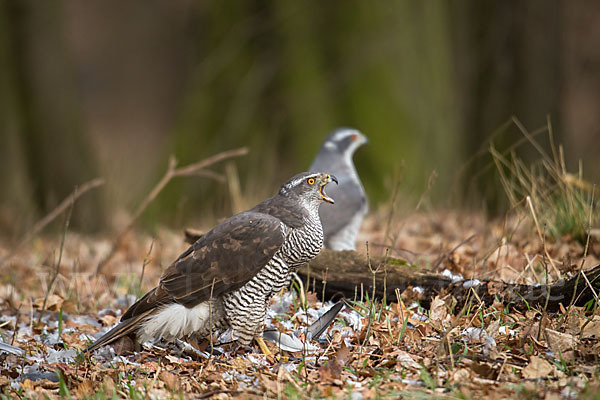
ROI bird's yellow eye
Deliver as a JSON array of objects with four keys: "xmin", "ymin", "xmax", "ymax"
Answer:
[{"xmin": 307, "ymin": 178, "xmax": 315, "ymax": 185}]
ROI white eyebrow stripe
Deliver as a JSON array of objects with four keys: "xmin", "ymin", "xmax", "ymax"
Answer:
[
  {"xmin": 286, "ymin": 173, "xmax": 320, "ymax": 189},
  {"xmin": 287, "ymin": 178, "xmax": 304, "ymax": 188},
  {"xmin": 332, "ymin": 128, "xmax": 359, "ymax": 142}
]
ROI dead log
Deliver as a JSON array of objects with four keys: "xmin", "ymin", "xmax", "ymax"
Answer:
[
  {"xmin": 300, "ymin": 250, "xmax": 451, "ymax": 306},
  {"xmin": 302, "ymin": 249, "xmax": 600, "ymax": 312}
]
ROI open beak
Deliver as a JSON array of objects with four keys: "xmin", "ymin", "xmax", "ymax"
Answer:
[{"xmin": 319, "ymin": 174, "xmax": 338, "ymax": 204}]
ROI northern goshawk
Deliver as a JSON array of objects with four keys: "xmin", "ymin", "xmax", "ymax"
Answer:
[
  {"xmin": 309, "ymin": 128, "xmax": 368, "ymax": 250},
  {"xmin": 87, "ymin": 172, "xmax": 337, "ymax": 353}
]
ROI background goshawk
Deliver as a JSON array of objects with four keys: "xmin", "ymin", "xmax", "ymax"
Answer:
[
  {"xmin": 309, "ymin": 128, "xmax": 368, "ymax": 250},
  {"xmin": 87, "ymin": 172, "xmax": 337, "ymax": 353}
]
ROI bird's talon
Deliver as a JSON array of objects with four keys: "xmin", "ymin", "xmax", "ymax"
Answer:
[
  {"xmin": 275, "ymin": 355, "xmax": 289, "ymax": 363},
  {"xmin": 255, "ymin": 336, "xmax": 272, "ymax": 356}
]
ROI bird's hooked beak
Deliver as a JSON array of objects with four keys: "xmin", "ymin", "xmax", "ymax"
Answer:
[{"xmin": 319, "ymin": 173, "xmax": 338, "ymax": 204}]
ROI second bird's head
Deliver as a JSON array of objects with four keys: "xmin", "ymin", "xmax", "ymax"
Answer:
[
  {"xmin": 322, "ymin": 128, "xmax": 368, "ymax": 158},
  {"xmin": 279, "ymin": 172, "xmax": 338, "ymax": 206}
]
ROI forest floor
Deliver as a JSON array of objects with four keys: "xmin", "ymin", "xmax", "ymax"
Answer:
[{"xmin": 1, "ymin": 205, "xmax": 600, "ymax": 399}]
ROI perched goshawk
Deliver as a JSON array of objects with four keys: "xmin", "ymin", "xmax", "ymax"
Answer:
[
  {"xmin": 309, "ymin": 128, "xmax": 368, "ymax": 250},
  {"xmin": 87, "ymin": 172, "xmax": 337, "ymax": 353}
]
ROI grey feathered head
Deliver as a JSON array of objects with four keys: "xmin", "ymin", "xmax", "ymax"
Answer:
[
  {"xmin": 279, "ymin": 172, "xmax": 338, "ymax": 205},
  {"xmin": 321, "ymin": 128, "xmax": 368, "ymax": 157}
]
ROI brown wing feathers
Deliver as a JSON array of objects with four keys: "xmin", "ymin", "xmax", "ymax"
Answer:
[
  {"xmin": 86, "ymin": 211, "xmax": 285, "ymax": 353},
  {"xmin": 159, "ymin": 212, "xmax": 284, "ymax": 308},
  {"xmin": 85, "ymin": 311, "xmax": 152, "ymax": 353}
]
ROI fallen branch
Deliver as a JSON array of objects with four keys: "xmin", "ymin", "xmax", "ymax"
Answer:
[
  {"xmin": 96, "ymin": 147, "xmax": 248, "ymax": 274},
  {"xmin": 301, "ymin": 250, "xmax": 450, "ymax": 306},
  {"xmin": 302, "ymin": 249, "xmax": 600, "ymax": 312},
  {"xmin": 0, "ymin": 177, "xmax": 105, "ymax": 268}
]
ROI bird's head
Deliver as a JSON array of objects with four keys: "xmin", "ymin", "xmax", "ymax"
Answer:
[
  {"xmin": 279, "ymin": 172, "xmax": 338, "ymax": 206},
  {"xmin": 322, "ymin": 128, "xmax": 368, "ymax": 158}
]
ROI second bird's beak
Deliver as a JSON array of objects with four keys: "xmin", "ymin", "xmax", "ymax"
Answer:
[{"xmin": 319, "ymin": 174, "xmax": 338, "ymax": 204}]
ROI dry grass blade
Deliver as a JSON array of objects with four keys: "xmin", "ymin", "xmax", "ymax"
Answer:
[
  {"xmin": 95, "ymin": 147, "xmax": 248, "ymax": 274},
  {"xmin": 38, "ymin": 199, "xmax": 73, "ymax": 324},
  {"xmin": 579, "ymin": 270, "xmax": 600, "ymax": 309},
  {"xmin": 492, "ymin": 118, "xmax": 597, "ymax": 246},
  {"xmin": 567, "ymin": 186, "xmax": 596, "ymax": 314},
  {"xmin": 526, "ymin": 196, "xmax": 560, "ymax": 279}
]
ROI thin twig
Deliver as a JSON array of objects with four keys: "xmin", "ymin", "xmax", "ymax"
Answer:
[
  {"xmin": 432, "ymin": 234, "xmax": 477, "ymax": 270},
  {"xmin": 10, "ymin": 305, "xmax": 21, "ymax": 347},
  {"xmin": 0, "ymin": 178, "xmax": 105, "ymax": 268},
  {"xmin": 523, "ymin": 254, "xmax": 541, "ymax": 284},
  {"xmin": 137, "ymin": 241, "xmax": 154, "ymax": 296},
  {"xmin": 38, "ymin": 196, "xmax": 74, "ymax": 324},
  {"xmin": 361, "ymin": 241, "xmax": 381, "ymax": 350},
  {"xmin": 292, "ymin": 272, "xmax": 309, "ymax": 381},
  {"xmin": 225, "ymin": 161, "xmax": 244, "ymax": 214},
  {"xmin": 96, "ymin": 147, "xmax": 248, "ymax": 274},
  {"xmin": 383, "ymin": 165, "xmax": 403, "ymax": 250},
  {"xmin": 195, "ymin": 389, "xmax": 242, "ymax": 399},
  {"xmin": 565, "ymin": 185, "xmax": 596, "ymax": 320},
  {"xmin": 580, "ymin": 270, "xmax": 600, "ymax": 309},
  {"xmin": 434, "ymin": 286, "xmax": 475, "ymax": 378},
  {"xmin": 537, "ymin": 230, "xmax": 550, "ymax": 341}
]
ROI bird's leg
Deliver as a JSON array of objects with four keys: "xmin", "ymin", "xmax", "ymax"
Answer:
[{"xmin": 255, "ymin": 336, "xmax": 272, "ymax": 356}]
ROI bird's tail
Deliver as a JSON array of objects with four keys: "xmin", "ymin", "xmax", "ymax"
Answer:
[{"xmin": 85, "ymin": 311, "xmax": 152, "ymax": 353}]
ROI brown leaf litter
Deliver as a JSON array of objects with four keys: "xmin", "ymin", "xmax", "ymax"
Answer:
[{"xmin": 0, "ymin": 209, "xmax": 599, "ymax": 398}]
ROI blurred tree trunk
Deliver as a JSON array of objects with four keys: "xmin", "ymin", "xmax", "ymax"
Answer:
[
  {"xmin": 318, "ymin": 1, "xmax": 460, "ymax": 203},
  {"xmin": 561, "ymin": 0, "xmax": 600, "ymax": 180},
  {"xmin": 0, "ymin": 0, "xmax": 35, "ymax": 237},
  {"xmin": 450, "ymin": 0, "xmax": 562, "ymax": 211},
  {"xmin": 3, "ymin": 0, "xmax": 102, "ymax": 232},
  {"xmin": 271, "ymin": 1, "xmax": 335, "ymax": 165}
]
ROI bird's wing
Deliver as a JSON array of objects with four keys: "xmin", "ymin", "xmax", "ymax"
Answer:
[
  {"xmin": 319, "ymin": 181, "xmax": 367, "ymax": 238},
  {"xmin": 306, "ymin": 300, "xmax": 345, "ymax": 341},
  {"xmin": 122, "ymin": 211, "xmax": 286, "ymax": 319},
  {"xmin": 85, "ymin": 310, "xmax": 153, "ymax": 353}
]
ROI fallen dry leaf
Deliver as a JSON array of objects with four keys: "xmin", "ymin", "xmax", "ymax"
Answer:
[
  {"xmin": 33, "ymin": 294, "xmax": 64, "ymax": 312},
  {"xmin": 160, "ymin": 370, "xmax": 181, "ymax": 391},
  {"xmin": 580, "ymin": 316, "xmax": 600, "ymax": 337},
  {"xmin": 100, "ymin": 314, "xmax": 118, "ymax": 327},
  {"xmin": 335, "ymin": 342, "xmax": 351, "ymax": 365},
  {"xmin": 429, "ymin": 296, "xmax": 447, "ymax": 324},
  {"xmin": 319, "ymin": 359, "xmax": 342, "ymax": 382},
  {"xmin": 522, "ymin": 356, "xmax": 555, "ymax": 379},
  {"xmin": 74, "ymin": 379, "xmax": 95, "ymax": 398},
  {"xmin": 305, "ymin": 291, "xmax": 319, "ymax": 305},
  {"xmin": 395, "ymin": 350, "xmax": 421, "ymax": 370},
  {"xmin": 451, "ymin": 368, "xmax": 472, "ymax": 384},
  {"xmin": 544, "ymin": 328, "xmax": 576, "ymax": 355}
]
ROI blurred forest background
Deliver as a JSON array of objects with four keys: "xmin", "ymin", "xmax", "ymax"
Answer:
[{"xmin": 1, "ymin": 0, "xmax": 599, "ymax": 237}]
